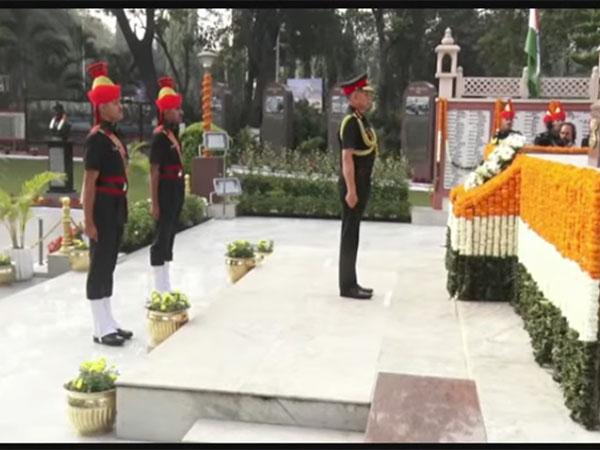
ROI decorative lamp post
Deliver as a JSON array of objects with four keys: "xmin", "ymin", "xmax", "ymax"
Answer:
[{"xmin": 198, "ymin": 50, "xmax": 217, "ymax": 133}]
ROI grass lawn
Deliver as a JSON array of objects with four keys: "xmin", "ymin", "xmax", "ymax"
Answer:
[
  {"xmin": 0, "ymin": 158, "xmax": 149, "ymax": 204},
  {"xmin": 0, "ymin": 158, "xmax": 433, "ymax": 208}
]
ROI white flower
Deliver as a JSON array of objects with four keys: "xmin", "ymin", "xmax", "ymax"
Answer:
[
  {"xmin": 503, "ymin": 133, "xmax": 526, "ymax": 149},
  {"xmin": 495, "ymin": 144, "xmax": 516, "ymax": 162},
  {"xmin": 484, "ymin": 158, "xmax": 501, "ymax": 174}
]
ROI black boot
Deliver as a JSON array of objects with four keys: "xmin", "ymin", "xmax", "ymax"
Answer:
[{"xmin": 93, "ymin": 332, "xmax": 125, "ymax": 346}]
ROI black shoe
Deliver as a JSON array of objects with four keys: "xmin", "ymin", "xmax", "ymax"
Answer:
[
  {"xmin": 340, "ymin": 287, "xmax": 373, "ymax": 300},
  {"xmin": 93, "ymin": 332, "xmax": 125, "ymax": 346},
  {"xmin": 116, "ymin": 328, "xmax": 133, "ymax": 340},
  {"xmin": 357, "ymin": 284, "xmax": 373, "ymax": 295}
]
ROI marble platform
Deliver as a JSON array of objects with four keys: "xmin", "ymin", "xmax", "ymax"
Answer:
[{"xmin": 2, "ymin": 217, "xmax": 600, "ymax": 442}]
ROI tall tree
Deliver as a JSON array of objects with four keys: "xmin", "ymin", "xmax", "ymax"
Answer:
[{"xmin": 111, "ymin": 9, "xmax": 159, "ymax": 103}]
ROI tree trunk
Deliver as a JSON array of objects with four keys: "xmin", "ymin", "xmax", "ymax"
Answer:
[{"xmin": 112, "ymin": 9, "xmax": 159, "ymax": 103}]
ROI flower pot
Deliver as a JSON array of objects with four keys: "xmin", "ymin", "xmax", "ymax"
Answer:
[
  {"xmin": 9, "ymin": 248, "xmax": 33, "ymax": 281},
  {"xmin": 0, "ymin": 264, "xmax": 15, "ymax": 285},
  {"xmin": 64, "ymin": 387, "xmax": 116, "ymax": 435},
  {"xmin": 225, "ymin": 256, "xmax": 255, "ymax": 283},
  {"xmin": 255, "ymin": 251, "xmax": 272, "ymax": 264},
  {"xmin": 146, "ymin": 308, "xmax": 189, "ymax": 346},
  {"xmin": 69, "ymin": 250, "xmax": 90, "ymax": 272}
]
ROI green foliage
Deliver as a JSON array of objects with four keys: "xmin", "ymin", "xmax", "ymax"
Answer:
[
  {"xmin": 236, "ymin": 170, "xmax": 411, "ymax": 222},
  {"xmin": 65, "ymin": 358, "xmax": 118, "ymax": 393},
  {"xmin": 180, "ymin": 121, "xmax": 225, "ymax": 174},
  {"xmin": 147, "ymin": 290, "xmax": 190, "ymax": 312},
  {"xmin": 292, "ymin": 100, "xmax": 327, "ymax": 152},
  {"xmin": 512, "ymin": 264, "xmax": 600, "ymax": 429},
  {"xmin": 569, "ymin": 9, "xmax": 600, "ymax": 70},
  {"xmin": 445, "ymin": 230, "xmax": 517, "ymax": 301},
  {"xmin": 128, "ymin": 140, "xmax": 150, "ymax": 176},
  {"xmin": 226, "ymin": 239, "xmax": 255, "ymax": 258},
  {"xmin": 121, "ymin": 195, "xmax": 207, "ymax": 253},
  {"xmin": 121, "ymin": 200, "xmax": 155, "ymax": 253},
  {"xmin": 178, "ymin": 194, "xmax": 207, "ymax": 229},
  {"xmin": 0, "ymin": 253, "xmax": 11, "ymax": 266},
  {"xmin": 0, "ymin": 171, "xmax": 65, "ymax": 248},
  {"xmin": 256, "ymin": 239, "xmax": 274, "ymax": 253}
]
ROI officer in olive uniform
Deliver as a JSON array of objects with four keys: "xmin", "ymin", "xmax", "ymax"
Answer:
[
  {"xmin": 82, "ymin": 61, "xmax": 133, "ymax": 347},
  {"xmin": 149, "ymin": 76, "xmax": 185, "ymax": 293},
  {"xmin": 534, "ymin": 101, "xmax": 565, "ymax": 146},
  {"xmin": 337, "ymin": 73, "xmax": 377, "ymax": 300}
]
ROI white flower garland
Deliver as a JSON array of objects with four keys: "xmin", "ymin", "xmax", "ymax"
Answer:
[{"xmin": 464, "ymin": 133, "xmax": 526, "ymax": 190}]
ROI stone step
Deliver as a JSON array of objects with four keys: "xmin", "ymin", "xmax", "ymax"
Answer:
[
  {"xmin": 182, "ymin": 418, "xmax": 364, "ymax": 443},
  {"xmin": 115, "ymin": 246, "xmax": 398, "ymax": 442}
]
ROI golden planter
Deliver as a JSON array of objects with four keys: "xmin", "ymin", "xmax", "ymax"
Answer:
[
  {"xmin": 69, "ymin": 250, "xmax": 90, "ymax": 272},
  {"xmin": 225, "ymin": 256, "xmax": 255, "ymax": 283},
  {"xmin": 255, "ymin": 251, "xmax": 272, "ymax": 264},
  {"xmin": 65, "ymin": 387, "xmax": 116, "ymax": 435},
  {"xmin": 0, "ymin": 264, "xmax": 14, "ymax": 285},
  {"xmin": 146, "ymin": 308, "xmax": 189, "ymax": 346}
]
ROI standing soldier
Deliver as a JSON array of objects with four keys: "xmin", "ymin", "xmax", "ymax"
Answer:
[
  {"xmin": 149, "ymin": 76, "xmax": 185, "ymax": 293},
  {"xmin": 492, "ymin": 100, "xmax": 521, "ymax": 142},
  {"xmin": 82, "ymin": 61, "xmax": 132, "ymax": 346},
  {"xmin": 337, "ymin": 73, "xmax": 377, "ymax": 300},
  {"xmin": 534, "ymin": 100, "xmax": 565, "ymax": 146}
]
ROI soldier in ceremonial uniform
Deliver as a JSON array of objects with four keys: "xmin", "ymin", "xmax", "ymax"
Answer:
[
  {"xmin": 534, "ymin": 101, "xmax": 565, "ymax": 146},
  {"xmin": 492, "ymin": 100, "xmax": 522, "ymax": 142},
  {"xmin": 337, "ymin": 73, "xmax": 377, "ymax": 300},
  {"xmin": 82, "ymin": 61, "xmax": 132, "ymax": 346},
  {"xmin": 149, "ymin": 76, "xmax": 185, "ymax": 293}
]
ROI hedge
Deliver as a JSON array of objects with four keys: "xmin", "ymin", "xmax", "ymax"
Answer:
[
  {"xmin": 445, "ymin": 230, "xmax": 517, "ymax": 301},
  {"xmin": 512, "ymin": 263, "xmax": 600, "ymax": 429},
  {"xmin": 235, "ymin": 173, "xmax": 411, "ymax": 222}
]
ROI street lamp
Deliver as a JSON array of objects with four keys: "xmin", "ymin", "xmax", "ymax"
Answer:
[{"xmin": 198, "ymin": 49, "xmax": 217, "ymax": 133}]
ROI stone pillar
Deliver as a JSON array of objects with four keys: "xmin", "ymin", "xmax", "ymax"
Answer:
[
  {"xmin": 588, "ymin": 101, "xmax": 600, "ymax": 166},
  {"xmin": 434, "ymin": 28, "xmax": 460, "ymax": 99}
]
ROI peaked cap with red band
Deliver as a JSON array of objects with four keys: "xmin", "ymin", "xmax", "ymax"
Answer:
[
  {"xmin": 340, "ymin": 72, "xmax": 374, "ymax": 97},
  {"xmin": 155, "ymin": 76, "xmax": 182, "ymax": 112},
  {"xmin": 86, "ymin": 61, "xmax": 121, "ymax": 124},
  {"xmin": 500, "ymin": 100, "xmax": 515, "ymax": 120},
  {"xmin": 543, "ymin": 100, "xmax": 566, "ymax": 124}
]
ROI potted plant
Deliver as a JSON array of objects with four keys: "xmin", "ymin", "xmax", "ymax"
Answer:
[
  {"xmin": 254, "ymin": 239, "xmax": 274, "ymax": 263},
  {"xmin": 0, "ymin": 253, "xmax": 15, "ymax": 285},
  {"xmin": 146, "ymin": 290, "xmax": 190, "ymax": 346},
  {"xmin": 64, "ymin": 358, "xmax": 118, "ymax": 435},
  {"xmin": 225, "ymin": 239, "xmax": 256, "ymax": 283},
  {"xmin": 0, "ymin": 171, "xmax": 65, "ymax": 280}
]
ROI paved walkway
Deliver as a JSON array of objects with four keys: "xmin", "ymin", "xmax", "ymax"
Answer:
[{"xmin": 0, "ymin": 217, "xmax": 598, "ymax": 442}]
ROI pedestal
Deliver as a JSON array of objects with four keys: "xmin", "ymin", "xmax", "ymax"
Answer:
[
  {"xmin": 588, "ymin": 146, "xmax": 600, "ymax": 167},
  {"xmin": 191, "ymin": 156, "xmax": 224, "ymax": 199},
  {"xmin": 46, "ymin": 140, "xmax": 74, "ymax": 193}
]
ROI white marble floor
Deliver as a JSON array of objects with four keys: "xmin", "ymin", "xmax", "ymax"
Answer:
[{"xmin": 0, "ymin": 217, "xmax": 599, "ymax": 442}]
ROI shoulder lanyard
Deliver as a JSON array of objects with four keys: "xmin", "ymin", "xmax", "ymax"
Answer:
[{"xmin": 96, "ymin": 127, "xmax": 128, "ymax": 170}]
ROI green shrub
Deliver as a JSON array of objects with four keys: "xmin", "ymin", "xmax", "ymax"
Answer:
[
  {"xmin": 226, "ymin": 239, "xmax": 255, "ymax": 258},
  {"xmin": 512, "ymin": 264, "xmax": 600, "ymax": 429},
  {"xmin": 121, "ymin": 199, "xmax": 155, "ymax": 253},
  {"xmin": 0, "ymin": 254, "xmax": 11, "ymax": 266},
  {"xmin": 180, "ymin": 121, "xmax": 224, "ymax": 174},
  {"xmin": 235, "ymin": 170, "xmax": 410, "ymax": 222},
  {"xmin": 128, "ymin": 140, "xmax": 150, "ymax": 176},
  {"xmin": 178, "ymin": 194, "xmax": 207, "ymax": 229},
  {"xmin": 121, "ymin": 195, "xmax": 208, "ymax": 253}
]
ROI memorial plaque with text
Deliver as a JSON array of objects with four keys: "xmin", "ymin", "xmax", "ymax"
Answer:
[{"xmin": 443, "ymin": 108, "xmax": 491, "ymax": 189}]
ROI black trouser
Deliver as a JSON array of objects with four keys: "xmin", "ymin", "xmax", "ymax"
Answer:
[
  {"xmin": 150, "ymin": 180, "xmax": 185, "ymax": 266},
  {"xmin": 338, "ymin": 171, "xmax": 371, "ymax": 293},
  {"xmin": 87, "ymin": 195, "xmax": 126, "ymax": 300}
]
